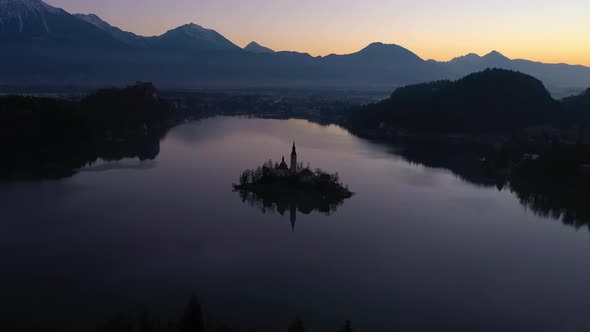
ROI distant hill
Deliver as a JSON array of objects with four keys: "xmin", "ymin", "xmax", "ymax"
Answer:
[
  {"xmin": 562, "ymin": 88, "xmax": 590, "ymax": 109},
  {"xmin": 244, "ymin": 41, "xmax": 275, "ymax": 53},
  {"xmin": 1, "ymin": 0, "xmax": 590, "ymax": 92},
  {"xmin": 320, "ymin": 42, "xmax": 444, "ymax": 85},
  {"xmin": 562, "ymin": 88, "xmax": 590, "ymax": 126},
  {"xmin": 347, "ymin": 69, "xmax": 560, "ymax": 134}
]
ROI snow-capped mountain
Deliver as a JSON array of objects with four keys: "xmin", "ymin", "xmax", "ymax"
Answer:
[
  {"xmin": 0, "ymin": 0, "xmax": 62, "ymax": 16},
  {"xmin": 74, "ymin": 13, "xmax": 143, "ymax": 44},
  {"xmin": 0, "ymin": 0, "xmax": 66, "ymax": 35},
  {"xmin": 0, "ymin": 0, "xmax": 124, "ymax": 50},
  {"xmin": 1, "ymin": 0, "xmax": 589, "ymax": 92},
  {"xmin": 152, "ymin": 23, "xmax": 240, "ymax": 51}
]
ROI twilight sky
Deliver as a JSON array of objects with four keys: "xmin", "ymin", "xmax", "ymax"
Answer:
[{"xmin": 46, "ymin": 0, "xmax": 590, "ymax": 66}]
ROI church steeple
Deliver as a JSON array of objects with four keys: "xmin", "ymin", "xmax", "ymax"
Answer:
[{"xmin": 290, "ymin": 141, "xmax": 297, "ymax": 175}]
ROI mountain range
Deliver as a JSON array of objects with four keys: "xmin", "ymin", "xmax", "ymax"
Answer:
[{"xmin": 1, "ymin": 0, "xmax": 589, "ymax": 95}]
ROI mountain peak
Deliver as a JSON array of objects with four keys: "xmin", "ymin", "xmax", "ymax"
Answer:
[
  {"xmin": 483, "ymin": 50, "xmax": 509, "ymax": 61},
  {"xmin": 167, "ymin": 23, "xmax": 214, "ymax": 37},
  {"xmin": 360, "ymin": 42, "xmax": 413, "ymax": 53},
  {"xmin": 244, "ymin": 41, "xmax": 275, "ymax": 53},
  {"xmin": 158, "ymin": 22, "xmax": 240, "ymax": 51},
  {"xmin": 355, "ymin": 42, "xmax": 423, "ymax": 62},
  {"xmin": 184, "ymin": 23, "xmax": 205, "ymax": 30},
  {"xmin": 364, "ymin": 42, "xmax": 398, "ymax": 49},
  {"xmin": 464, "ymin": 53, "xmax": 481, "ymax": 58},
  {"xmin": 448, "ymin": 52, "xmax": 482, "ymax": 63}
]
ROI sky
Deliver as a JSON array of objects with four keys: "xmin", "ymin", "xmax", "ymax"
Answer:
[{"xmin": 45, "ymin": 0, "xmax": 590, "ymax": 66}]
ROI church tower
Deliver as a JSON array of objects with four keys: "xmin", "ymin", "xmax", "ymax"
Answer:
[{"xmin": 290, "ymin": 142, "xmax": 297, "ymax": 175}]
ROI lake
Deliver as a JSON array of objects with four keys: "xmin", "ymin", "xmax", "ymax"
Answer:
[{"xmin": 2, "ymin": 116, "xmax": 590, "ymax": 332}]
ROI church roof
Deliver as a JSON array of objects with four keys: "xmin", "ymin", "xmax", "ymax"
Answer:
[{"xmin": 278, "ymin": 156, "xmax": 289, "ymax": 170}]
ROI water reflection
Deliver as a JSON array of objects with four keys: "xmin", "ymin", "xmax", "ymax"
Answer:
[
  {"xmin": 3, "ymin": 115, "xmax": 590, "ymax": 232},
  {"xmin": 389, "ymin": 140, "xmax": 590, "ymax": 231},
  {"xmin": 0, "ymin": 130, "xmax": 164, "ymax": 181},
  {"xmin": 235, "ymin": 187, "xmax": 348, "ymax": 231},
  {"xmin": 4, "ymin": 117, "xmax": 590, "ymax": 332},
  {"xmin": 510, "ymin": 180, "xmax": 590, "ymax": 230},
  {"xmin": 392, "ymin": 141, "xmax": 498, "ymax": 188}
]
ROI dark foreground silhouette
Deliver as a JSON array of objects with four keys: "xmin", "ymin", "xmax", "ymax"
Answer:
[{"xmin": 99, "ymin": 294, "xmax": 353, "ymax": 332}]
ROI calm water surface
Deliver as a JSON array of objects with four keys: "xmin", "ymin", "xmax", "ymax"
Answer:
[{"xmin": 2, "ymin": 117, "xmax": 590, "ymax": 332}]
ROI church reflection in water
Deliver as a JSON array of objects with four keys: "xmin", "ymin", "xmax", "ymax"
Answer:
[{"xmin": 236, "ymin": 188, "xmax": 347, "ymax": 231}]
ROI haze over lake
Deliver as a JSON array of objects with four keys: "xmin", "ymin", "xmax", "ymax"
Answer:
[{"xmin": 2, "ymin": 117, "xmax": 590, "ymax": 332}]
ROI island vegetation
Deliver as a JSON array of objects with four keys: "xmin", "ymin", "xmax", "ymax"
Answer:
[
  {"xmin": 234, "ymin": 160, "xmax": 352, "ymax": 199},
  {"xmin": 233, "ymin": 152, "xmax": 353, "ymax": 228}
]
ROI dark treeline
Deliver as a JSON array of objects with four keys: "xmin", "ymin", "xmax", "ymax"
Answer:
[
  {"xmin": 561, "ymin": 87, "xmax": 590, "ymax": 127},
  {"xmin": 346, "ymin": 68, "xmax": 589, "ymax": 135},
  {"xmin": 509, "ymin": 144, "xmax": 590, "ymax": 228},
  {"xmin": 0, "ymin": 82, "xmax": 172, "ymax": 180},
  {"xmin": 342, "ymin": 69, "xmax": 590, "ymax": 230},
  {"xmin": 99, "ymin": 294, "xmax": 354, "ymax": 332}
]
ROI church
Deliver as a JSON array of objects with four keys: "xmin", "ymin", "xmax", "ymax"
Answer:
[{"xmin": 275, "ymin": 142, "xmax": 298, "ymax": 177}]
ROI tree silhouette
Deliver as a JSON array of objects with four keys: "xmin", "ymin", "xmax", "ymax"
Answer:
[
  {"xmin": 347, "ymin": 68, "xmax": 560, "ymax": 135},
  {"xmin": 287, "ymin": 316, "xmax": 305, "ymax": 332},
  {"xmin": 339, "ymin": 320, "xmax": 352, "ymax": 332},
  {"xmin": 179, "ymin": 294, "xmax": 205, "ymax": 332}
]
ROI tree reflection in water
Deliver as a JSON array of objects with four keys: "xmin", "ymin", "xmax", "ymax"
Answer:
[
  {"xmin": 391, "ymin": 140, "xmax": 590, "ymax": 231},
  {"xmin": 510, "ymin": 179, "xmax": 590, "ymax": 230},
  {"xmin": 235, "ymin": 185, "xmax": 350, "ymax": 231}
]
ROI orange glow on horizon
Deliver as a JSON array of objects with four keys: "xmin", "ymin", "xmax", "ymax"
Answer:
[{"xmin": 45, "ymin": 0, "xmax": 590, "ymax": 67}]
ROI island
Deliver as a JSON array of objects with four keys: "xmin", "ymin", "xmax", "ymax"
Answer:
[{"xmin": 233, "ymin": 143, "xmax": 353, "ymax": 229}]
